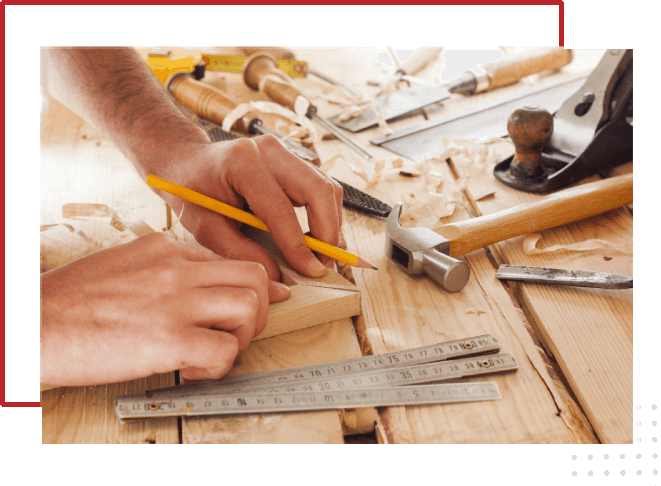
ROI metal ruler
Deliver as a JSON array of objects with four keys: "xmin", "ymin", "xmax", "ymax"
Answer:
[{"xmin": 115, "ymin": 335, "xmax": 517, "ymax": 421}]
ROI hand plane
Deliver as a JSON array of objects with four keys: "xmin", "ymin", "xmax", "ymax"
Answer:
[{"xmin": 493, "ymin": 49, "xmax": 633, "ymax": 192}]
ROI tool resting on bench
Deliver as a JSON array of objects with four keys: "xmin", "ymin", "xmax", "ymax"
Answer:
[
  {"xmin": 242, "ymin": 52, "xmax": 375, "ymax": 161},
  {"xmin": 385, "ymin": 173, "xmax": 633, "ymax": 292}
]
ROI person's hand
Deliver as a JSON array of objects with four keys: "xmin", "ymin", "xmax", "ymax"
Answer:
[
  {"xmin": 147, "ymin": 134, "xmax": 344, "ymax": 282},
  {"xmin": 40, "ymin": 233, "xmax": 290, "ymax": 386}
]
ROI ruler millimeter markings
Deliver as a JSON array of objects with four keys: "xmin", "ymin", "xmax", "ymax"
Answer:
[
  {"xmin": 144, "ymin": 334, "xmax": 500, "ymax": 397},
  {"xmin": 116, "ymin": 382, "xmax": 501, "ymax": 420},
  {"xmin": 140, "ymin": 353, "xmax": 517, "ymax": 400}
]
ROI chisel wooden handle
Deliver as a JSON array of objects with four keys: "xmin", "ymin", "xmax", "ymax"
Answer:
[
  {"xmin": 243, "ymin": 52, "xmax": 311, "ymax": 112},
  {"xmin": 434, "ymin": 173, "xmax": 633, "ymax": 257},
  {"xmin": 486, "ymin": 48, "xmax": 573, "ymax": 90},
  {"xmin": 168, "ymin": 74, "xmax": 257, "ymax": 134}
]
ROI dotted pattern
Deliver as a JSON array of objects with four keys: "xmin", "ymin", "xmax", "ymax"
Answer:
[{"xmin": 571, "ymin": 404, "xmax": 658, "ymax": 480}]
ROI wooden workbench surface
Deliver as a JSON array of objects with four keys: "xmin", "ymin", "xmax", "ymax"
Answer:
[{"xmin": 40, "ymin": 48, "xmax": 632, "ymax": 444}]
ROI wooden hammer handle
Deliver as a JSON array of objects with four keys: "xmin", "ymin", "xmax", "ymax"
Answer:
[
  {"xmin": 243, "ymin": 53, "xmax": 308, "ymax": 112},
  {"xmin": 435, "ymin": 173, "xmax": 633, "ymax": 257},
  {"xmin": 486, "ymin": 48, "xmax": 573, "ymax": 90},
  {"xmin": 168, "ymin": 75, "xmax": 256, "ymax": 133}
]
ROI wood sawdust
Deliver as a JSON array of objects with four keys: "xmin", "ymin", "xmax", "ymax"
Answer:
[{"xmin": 523, "ymin": 233, "xmax": 634, "ymax": 256}]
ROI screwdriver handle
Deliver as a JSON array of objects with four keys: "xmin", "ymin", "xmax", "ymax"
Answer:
[
  {"xmin": 486, "ymin": 48, "xmax": 573, "ymax": 90},
  {"xmin": 243, "ymin": 53, "xmax": 310, "ymax": 113},
  {"xmin": 397, "ymin": 47, "xmax": 444, "ymax": 76},
  {"xmin": 168, "ymin": 73, "xmax": 258, "ymax": 134}
]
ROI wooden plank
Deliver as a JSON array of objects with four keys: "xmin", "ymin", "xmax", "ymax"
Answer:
[
  {"xmin": 241, "ymin": 226, "xmax": 362, "ymax": 340},
  {"xmin": 292, "ymin": 48, "xmax": 599, "ymax": 443},
  {"xmin": 181, "ymin": 318, "xmax": 373, "ymax": 443},
  {"xmin": 41, "ymin": 373, "xmax": 178, "ymax": 444},
  {"xmin": 262, "ymin": 285, "xmax": 360, "ymax": 340},
  {"xmin": 452, "ymin": 152, "xmax": 633, "ymax": 443},
  {"xmin": 40, "ymin": 99, "xmax": 180, "ymax": 443}
]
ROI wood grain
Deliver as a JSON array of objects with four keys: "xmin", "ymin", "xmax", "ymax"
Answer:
[
  {"xmin": 181, "ymin": 318, "xmax": 371, "ymax": 443},
  {"xmin": 292, "ymin": 48, "xmax": 602, "ymax": 443},
  {"xmin": 488, "ymin": 48, "xmax": 573, "ymax": 89},
  {"xmin": 449, "ymin": 148, "xmax": 632, "ymax": 443}
]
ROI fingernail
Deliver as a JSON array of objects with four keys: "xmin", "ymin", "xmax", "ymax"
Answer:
[
  {"xmin": 271, "ymin": 280, "xmax": 291, "ymax": 299},
  {"xmin": 309, "ymin": 258, "xmax": 328, "ymax": 277},
  {"xmin": 321, "ymin": 256, "xmax": 336, "ymax": 270}
]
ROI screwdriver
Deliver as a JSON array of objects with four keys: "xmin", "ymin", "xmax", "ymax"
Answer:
[
  {"xmin": 242, "ymin": 52, "xmax": 375, "ymax": 161},
  {"xmin": 167, "ymin": 72, "xmax": 319, "ymax": 163}
]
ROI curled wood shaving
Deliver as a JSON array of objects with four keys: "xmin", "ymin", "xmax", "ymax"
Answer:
[
  {"xmin": 162, "ymin": 204, "xmax": 184, "ymax": 239},
  {"xmin": 523, "ymin": 233, "xmax": 634, "ymax": 255},
  {"xmin": 320, "ymin": 153, "xmax": 344, "ymax": 172},
  {"xmin": 224, "ymin": 100, "xmax": 319, "ymax": 142},
  {"xmin": 280, "ymin": 128, "xmax": 310, "ymax": 141}
]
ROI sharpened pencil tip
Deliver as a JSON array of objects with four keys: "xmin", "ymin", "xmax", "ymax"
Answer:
[{"xmin": 371, "ymin": 265, "xmax": 378, "ymax": 270}]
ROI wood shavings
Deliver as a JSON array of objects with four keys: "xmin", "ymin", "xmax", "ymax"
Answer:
[
  {"xmin": 337, "ymin": 104, "xmax": 369, "ymax": 122},
  {"xmin": 320, "ymin": 154, "xmax": 344, "ymax": 173},
  {"xmin": 323, "ymin": 153, "xmax": 385, "ymax": 188},
  {"xmin": 472, "ymin": 187, "xmax": 497, "ymax": 201},
  {"xmin": 299, "ymin": 76, "xmax": 367, "ymax": 107},
  {"xmin": 222, "ymin": 100, "xmax": 318, "ymax": 142},
  {"xmin": 466, "ymin": 307, "xmax": 486, "ymax": 315},
  {"xmin": 370, "ymin": 101, "xmax": 392, "ymax": 135},
  {"xmin": 280, "ymin": 128, "xmax": 310, "ymax": 141},
  {"xmin": 61, "ymin": 203, "xmax": 155, "ymax": 238},
  {"xmin": 321, "ymin": 133, "xmax": 337, "ymax": 141},
  {"xmin": 40, "ymin": 224, "xmax": 99, "ymax": 272},
  {"xmin": 162, "ymin": 204, "xmax": 184, "ymax": 239},
  {"xmin": 523, "ymin": 233, "xmax": 633, "ymax": 256},
  {"xmin": 62, "ymin": 202, "xmax": 127, "ymax": 231},
  {"xmin": 403, "ymin": 192, "xmax": 456, "ymax": 222},
  {"xmin": 391, "ymin": 159, "xmax": 404, "ymax": 169}
]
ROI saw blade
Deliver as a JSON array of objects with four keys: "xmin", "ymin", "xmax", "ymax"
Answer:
[
  {"xmin": 328, "ymin": 84, "xmax": 451, "ymax": 132},
  {"xmin": 370, "ymin": 74, "xmax": 587, "ymax": 162}
]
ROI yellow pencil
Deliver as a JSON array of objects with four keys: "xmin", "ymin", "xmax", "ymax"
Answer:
[{"xmin": 146, "ymin": 174, "xmax": 377, "ymax": 270}]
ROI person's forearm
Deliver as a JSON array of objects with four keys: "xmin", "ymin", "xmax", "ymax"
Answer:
[{"xmin": 45, "ymin": 47, "xmax": 209, "ymax": 177}]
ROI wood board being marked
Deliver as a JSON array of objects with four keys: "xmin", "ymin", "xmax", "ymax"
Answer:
[{"xmin": 242, "ymin": 226, "xmax": 361, "ymax": 340}]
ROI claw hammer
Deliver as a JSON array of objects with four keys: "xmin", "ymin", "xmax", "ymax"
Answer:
[{"xmin": 385, "ymin": 173, "xmax": 633, "ymax": 292}]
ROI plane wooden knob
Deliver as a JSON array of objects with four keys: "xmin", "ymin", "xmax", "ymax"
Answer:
[{"xmin": 507, "ymin": 105, "xmax": 553, "ymax": 178}]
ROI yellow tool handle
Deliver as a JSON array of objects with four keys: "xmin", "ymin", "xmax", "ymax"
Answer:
[
  {"xmin": 146, "ymin": 51, "xmax": 306, "ymax": 84},
  {"xmin": 168, "ymin": 74, "xmax": 257, "ymax": 134},
  {"xmin": 486, "ymin": 48, "xmax": 573, "ymax": 90},
  {"xmin": 434, "ymin": 173, "xmax": 633, "ymax": 257}
]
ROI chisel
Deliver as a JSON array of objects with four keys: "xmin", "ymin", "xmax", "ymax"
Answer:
[
  {"xmin": 242, "ymin": 52, "xmax": 375, "ymax": 161},
  {"xmin": 167, "ymin": 72, "xmax": 318, "ymax": 163},
  {"xmin": 330, "ymin": 47, "xmax": 574, "ymax": 132},
  {"xmin": 167, "ymin": 73, "xmax": 393, "ymax": 217}
]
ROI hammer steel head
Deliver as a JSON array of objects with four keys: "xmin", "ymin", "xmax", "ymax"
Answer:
[{"xmin": 385, "ymin": 203, "xmax": 470, "ymax": 293}]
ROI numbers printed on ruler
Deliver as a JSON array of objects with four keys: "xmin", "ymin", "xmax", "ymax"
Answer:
[
  {"xmin": 116, "ymin": 382, "xmax": 503, "ymax": 420},
  {"xmin": 146, "ymin": 353, "xmax": 517, "ymax": 399},
  {"xmin": 146, "ymin": 334, "xmax": 501, "ymax": 399},
  {"xmin": 114, "ymin": 334, "xmax": 516, "ymax": 421}
]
